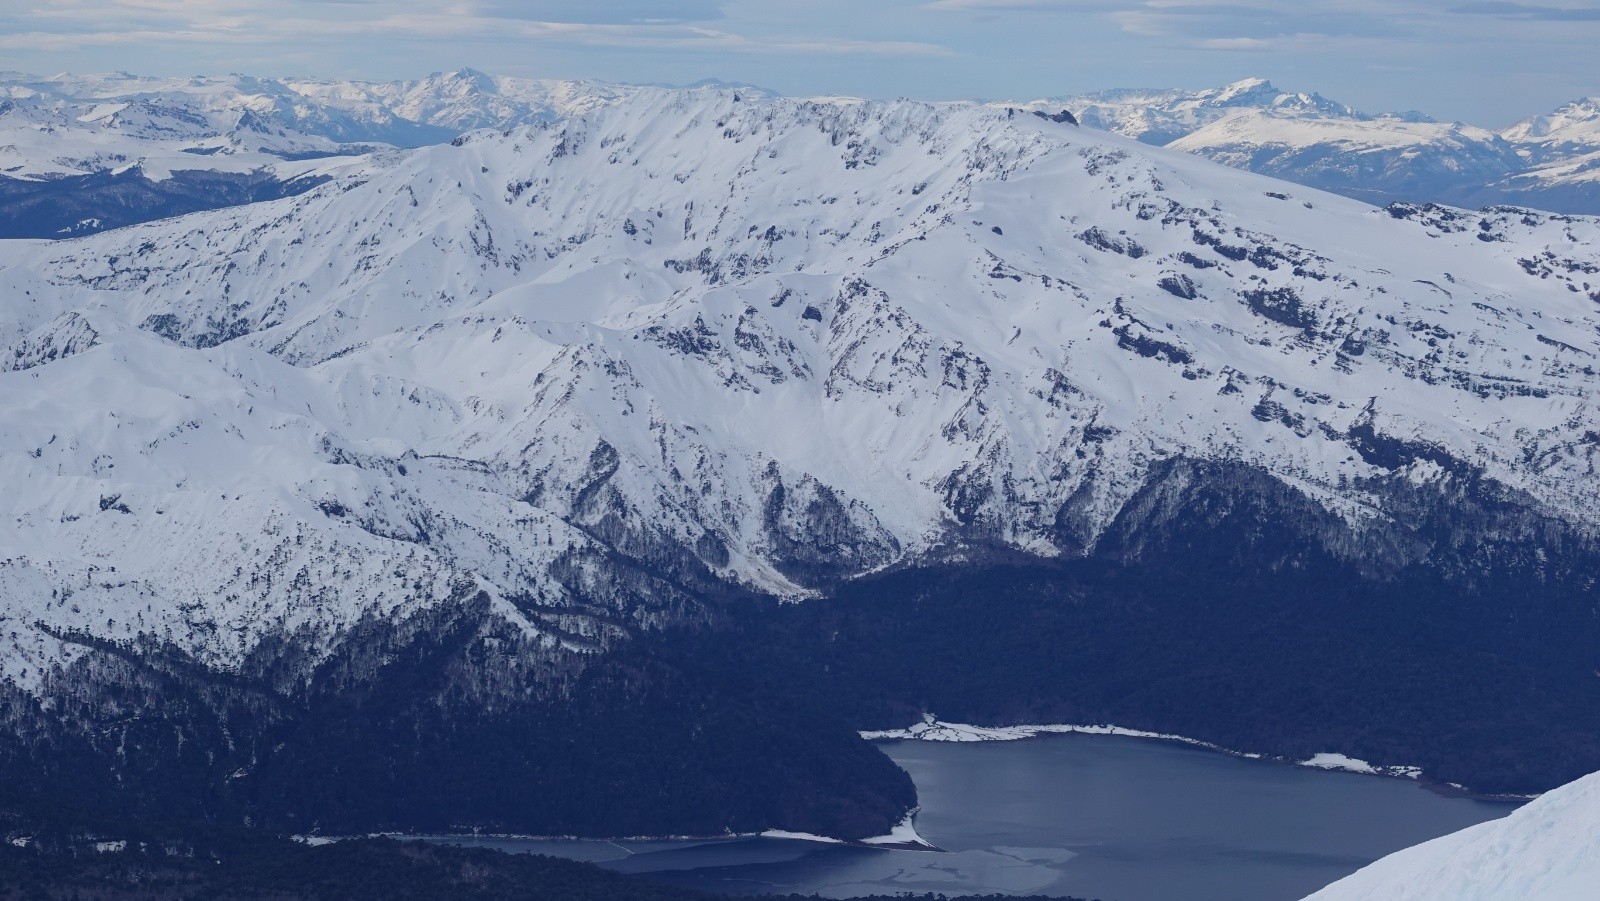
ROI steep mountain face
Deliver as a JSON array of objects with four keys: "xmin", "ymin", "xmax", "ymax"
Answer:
[
  {"xmin": 1302, "ymin": 769, "xmax": 1600, "ymax": 900},
  {"xmin": 1038, "ymin": 79, "xmax": 1600, "ymax": 213},
  {"xmin": 3, "ymin": 86, "xmax": 1600, "ymax": 836}
]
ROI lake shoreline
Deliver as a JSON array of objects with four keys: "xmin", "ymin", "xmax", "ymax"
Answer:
[
  {"xmin": 324, "ymin": 732, "xmax": 1526, "ymax": 900},
  {"xmin": 300, "ymin": 810, "xmax": 939, "ymax": 854},
  {"xmin": 863, "ymin": 717, "xmax": 1539, "ymax": 803}
]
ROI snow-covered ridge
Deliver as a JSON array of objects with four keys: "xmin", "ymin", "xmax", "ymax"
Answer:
[
  {"xmin": 3, "ymin": 84, "xmax": 1600, "ymax": 699},
  {"xmin": 862, "ymin": 718, "xmax": 1424, "ymax": 780},
  {"xmin": 1302, "ymin": 769, "xmax": 1600, "ymax": 900}
]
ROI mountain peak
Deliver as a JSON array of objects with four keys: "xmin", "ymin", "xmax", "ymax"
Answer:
[
  {"xmin": 1199, "ymin": 78, "xmax": 1360, "ymax": 119},
  {"xmin": 1215, "ymin": 77, "xmax": 1275, "ymax": 100},
  {"xmin": 1503, "ymin": 96, "xmax": 1600, "ymax": 144},
  {"xmin": 432, "ymin": 67, "xmax": 498, "ymax": 93}
]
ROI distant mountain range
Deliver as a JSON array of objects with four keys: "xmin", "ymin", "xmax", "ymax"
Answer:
[
  {"xmin": 0, "ymin": 69, "xmax": 647, "ymax": 237},
  {"xmin": 1025, "ymin": 78, "xmax": 1600, "ymax": 212},
  {"xmin": 3, "ymin": 70, "xmax": 1599, "ymax": 239}
]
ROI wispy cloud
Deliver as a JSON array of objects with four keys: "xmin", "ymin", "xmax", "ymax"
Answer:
[
  {"xmin": 925, "ymin": 0, "xmax": 1600, "ymax": 36},
  {"xmin": 1195, "ymin": 36, "xmax": 1272, "ymax": 49},
  {"xmin": 14, "ymin": 0, "xmax": 950, "ymax": 58},
  {"xmin": 923, "ymin": 0, "xmax": 1116, "ymax": 9},
  {"xmin": 1448, "ymin": 2, "xmax": 1600, "ymax": 20}
]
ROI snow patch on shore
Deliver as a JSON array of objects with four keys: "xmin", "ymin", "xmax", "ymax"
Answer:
[
  {"xmin": 761, "ymin": 812, "xmax": 935, "ymax": 850},
  {"xmin": 861, "ymin": 715, "xmax": 1258, "ymax": 756},
  {"xmin": 1301, "ymin": 752, "xmax": 1423, "ymax": 779},
  {"xmin": 860, "ymin": 813, "xmax": 936, "ymax": 849},
  {"xmin": 761, "ymin": 830, "xmax": 845, "ymax": 844},
  {"xmin": 865, "ymin": 716, "xmax": 1428, "ymax": 781}
]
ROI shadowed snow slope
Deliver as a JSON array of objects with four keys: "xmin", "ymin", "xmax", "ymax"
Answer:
[{"xmin": 1303, "ymin": 771, "xmax": 1600, "ymax": 901}]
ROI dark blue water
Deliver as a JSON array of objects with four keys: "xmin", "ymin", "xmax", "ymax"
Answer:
[{"xmin": 434, "ymin": 733, "xmax": 1521, "ymax": 900}]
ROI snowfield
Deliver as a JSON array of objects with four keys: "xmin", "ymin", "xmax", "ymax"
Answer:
[{"xmin": 1302, "ymin": 770, "xmax": 1600, "ymax": 901}]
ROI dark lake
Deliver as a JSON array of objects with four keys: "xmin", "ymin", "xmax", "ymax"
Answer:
[{"xmin": 433, "ymin": 733, "xmax": 1522, "ymax": 900}]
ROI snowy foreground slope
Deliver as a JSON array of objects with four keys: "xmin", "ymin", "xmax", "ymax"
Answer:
[
  {"xmin": 3, "ymin": 85, "xmax": 1600, "ymax": 836},
  {"xmin": 5, "ymin": 85, "xmax": 1600, "ymax": 693},
  {"xmin": 1303, "ymin": 770, "xmax": 1600, "ymax": 901}
]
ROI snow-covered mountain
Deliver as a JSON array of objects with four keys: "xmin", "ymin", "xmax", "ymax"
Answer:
[
  {"xmin": 1303, "ymin": 770, "xmax": 1600, "ymax": 900},
  {"xmin": 6, "ymin": 80, "xmax": 1600, "ymax": 690},
  {"xmin": 4, "ymin": 83, "xmax": 1600, "ymax": 836},
  {"xmin": 1504, "ymin": 97, "xmax": 1600, "ymax": 162},
  {"xmin": 1033, "ymin": 78, "xmax": 1600, "ymax": 212}
]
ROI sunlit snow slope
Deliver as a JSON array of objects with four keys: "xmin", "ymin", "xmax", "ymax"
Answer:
[{"xmin": 1303, "ymin": 771, "xmax": 1600, "ymax": 901}]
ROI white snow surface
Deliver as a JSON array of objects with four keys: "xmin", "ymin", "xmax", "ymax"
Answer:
[
  {"xmin": 859, "ymin": 813, "xmax": 935, "ymax": 849},
  {"xmin": 1298, "ymin": 752, "xmax": 1422, "ymax": 779},
  {"xmin": 4, "ymin": 85, "xmax": 1600, "ymax": 692},
  {"xmin": 1302, "ymin": 770, "xmax": 1600, "ymax": 901},
  {"xmin": 759, "ymin": 829, "xmax": 845, "ymax": 844}
]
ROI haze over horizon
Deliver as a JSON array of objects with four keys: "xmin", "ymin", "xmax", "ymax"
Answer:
[{"xmin": 4, "ymin": 0, "xmax": 1598, "ymax": 128}]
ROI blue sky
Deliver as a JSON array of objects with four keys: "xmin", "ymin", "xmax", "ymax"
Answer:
[{"xmin": 3, "ymin": 1, "xmax": 1597, "ymax": 126}]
